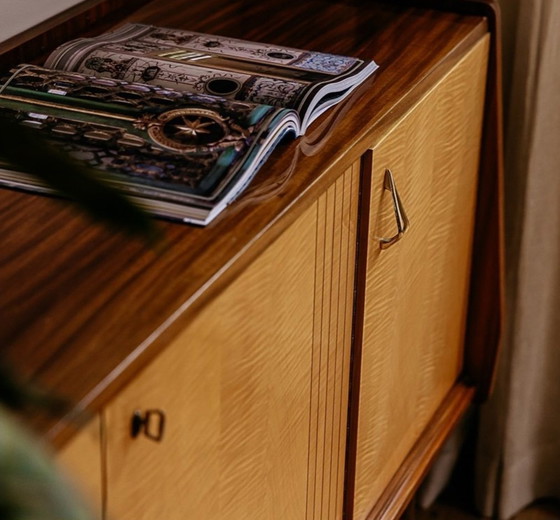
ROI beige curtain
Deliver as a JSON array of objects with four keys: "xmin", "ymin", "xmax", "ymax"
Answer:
[{"xmin": 475, "ymin": 0, "xmax": 560, "ymax": 518}]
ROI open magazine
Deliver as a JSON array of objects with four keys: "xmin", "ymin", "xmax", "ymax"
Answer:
[{"xmin": 0, "ymin": 24, "xmax": 378, "ymax": 225}]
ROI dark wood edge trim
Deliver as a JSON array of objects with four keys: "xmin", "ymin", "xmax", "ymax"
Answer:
[
  {"xmin": 464, "ymin": 0, "xmax": 505, "ymax": 402},
  {"xmin": 344, "ymin": 150, "xmax": 374, "ymax": 520},
  {"xmin": 365, "ymin": 383, "xmax": 476, "ymax": 520},
  {"xmin": 0, "ymin": 0, "xmax": 152, "ymax": 69},
  {"xmin": 343, "ymin": 18, "xmax": 500, "ymax": 516}
]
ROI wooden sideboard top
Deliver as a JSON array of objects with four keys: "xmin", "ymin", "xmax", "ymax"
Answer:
[{"xmin": 0, "ymin": 0, "xmax": 492, "ymax": 446}]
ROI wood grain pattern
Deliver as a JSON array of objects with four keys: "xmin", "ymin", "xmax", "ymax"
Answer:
[
  {"xmin": 307, "ymin": 163, "xmax": 359, "ymax": 520},
  {"xmin": 350, "ymin": 36, "xmax": 489, "ymax": 520},
  {"xmin": 460, "ymin": 0, "xmax": 505, "ymax": 401},
  {"xmin": 56, "ymin": 415, "xmax": 103, "ymax": 519},
  {"xmin": 102, "ymin": 165, "xmax": 358, "ymax": 520},
  {"xmin": 409, "ymin": 0, "xmax": 505, "ymax": 401},
  {"xmin": 368, "ymin": 384, "xmax": 474, "ymax": 520},
  {"xmin": 0, "ymin": 0, "xmax": 497, "ymax": 449},
  {"xmin": 103, "ymin": 203, "xmax": 317, "ymax": 520},
  {"xmin": 400, "ymin": 0, "xmax": 504, "ymax": 402}
]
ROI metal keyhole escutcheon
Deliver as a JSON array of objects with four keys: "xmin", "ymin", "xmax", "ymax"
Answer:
[{"xmin": 130, "ymin": 409, "xmax": 166, "ymax": 442}]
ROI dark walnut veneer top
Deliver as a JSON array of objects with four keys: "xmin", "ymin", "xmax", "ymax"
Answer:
[{"xmin": 0, "ymin": 0, "xmax": 488, "ymax": 446}]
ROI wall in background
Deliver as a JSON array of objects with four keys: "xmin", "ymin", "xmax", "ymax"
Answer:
[{"xmin": 0, "ymin": 0, "xmax": 84, "ymax": 43}]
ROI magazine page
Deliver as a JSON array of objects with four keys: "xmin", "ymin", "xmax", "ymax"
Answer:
[
  {"xmin": 0, "ymin": 64, "xmax": 298, "ymax": 223},
  {"xmin": 45, "ymin": 23, "xmax": 377, "ymax": 125}
]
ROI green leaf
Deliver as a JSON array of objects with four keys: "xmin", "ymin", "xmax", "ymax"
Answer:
[
  {"xmin": 0, "ymin": 118, "xmax": 160, "ymax": 244},
  {"xmin": 0, "ymin": 406, "xmax": 94, "ymax": 520}
]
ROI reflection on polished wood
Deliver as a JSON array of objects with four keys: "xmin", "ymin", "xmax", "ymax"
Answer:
[
  {"xmin": 0, "ymin": 0, "xmax": 497, "ymax": 448},
  {"xmin": 0, "ymin": 1, "xmax": 504, "ymax": 519}
]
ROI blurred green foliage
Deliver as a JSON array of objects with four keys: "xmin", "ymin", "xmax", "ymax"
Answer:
[{"xmin": 0, "ymin": 117, "xmax": 159, "ymax": 243}]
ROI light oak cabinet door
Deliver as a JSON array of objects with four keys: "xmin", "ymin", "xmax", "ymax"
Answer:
[
  {"xmin": 56, "ymin": 417, "xmax": 103, "ymax": 520},
  {"xmin": 352, "ymin": 36, "xmax": 490, "ymax": 520},
  {"xmin": 103, "ymin": 164, "xmax": 359, "ymax": 520}
]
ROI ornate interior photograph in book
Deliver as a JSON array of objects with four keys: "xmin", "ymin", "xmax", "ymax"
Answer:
[{"xmin": 0, "ymin": 23, "xmax": 378, "ymax": 225}]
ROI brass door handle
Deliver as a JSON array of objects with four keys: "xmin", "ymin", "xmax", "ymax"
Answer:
[{"xmin": 379, "ymin": 169, "xmax": 410, "ymax": 249}]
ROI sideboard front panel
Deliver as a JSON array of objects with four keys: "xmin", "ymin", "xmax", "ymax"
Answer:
[
  {"xmin": 352, "ymin": 35, "xmax": 489, "ymax": 520},
  {"xmin": 103, "ymin": 164, "xmax": 359, "ymax": 520}
]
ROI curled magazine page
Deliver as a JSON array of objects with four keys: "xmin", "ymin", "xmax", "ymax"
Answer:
[{"xmin": 45, "ymin": 23, "xmax": 378, "ymax": 130}]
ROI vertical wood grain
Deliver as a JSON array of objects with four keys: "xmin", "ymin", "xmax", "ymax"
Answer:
[
  {"xmin": 352, "ymin": 35, "xmax": 490, "ymax": 520},
  {"xmin": 103, "ymin": 164, "xmax": 359, "ymax": 520},
  {"xmin": 308, "ymin": 163, "xmax": 359, "ymax": 520}
]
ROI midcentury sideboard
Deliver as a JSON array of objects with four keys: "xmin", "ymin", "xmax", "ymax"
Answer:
[{"xmin": 0, "ymin": 1, "xmax": 503, "ymax": 519}]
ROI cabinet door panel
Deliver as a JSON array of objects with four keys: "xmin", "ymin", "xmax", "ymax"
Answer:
[
  {"xmin": 352, "ymin": 35, "xmax": 489, "ymax": 520},
  {"xmin": 104, "ymin": 164, "xmax": 359, "ymax": 520},
  {"xmin": 56, "ymin": 417, "xmax": 103, "ymax": 520}
]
